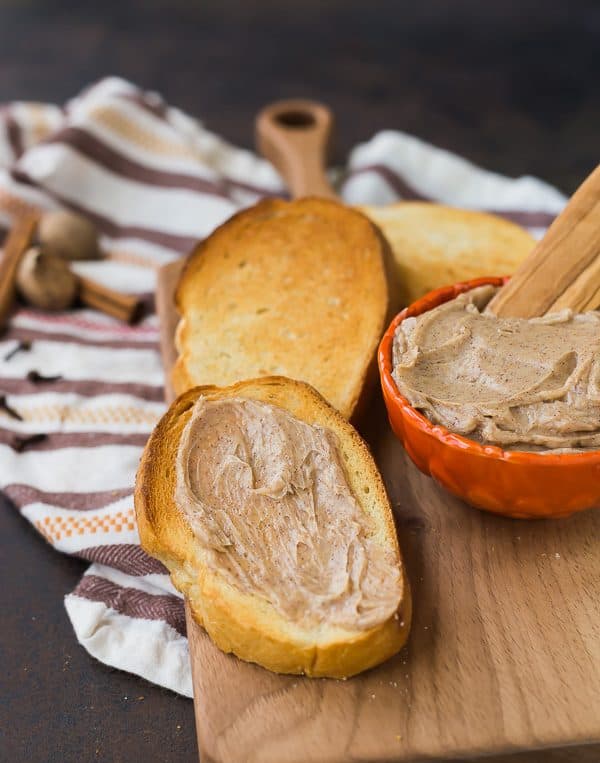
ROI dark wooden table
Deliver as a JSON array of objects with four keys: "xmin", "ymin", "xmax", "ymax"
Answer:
[{"xmin": 1, "ymin": 1, "xmax": 598, "ymax": 761}]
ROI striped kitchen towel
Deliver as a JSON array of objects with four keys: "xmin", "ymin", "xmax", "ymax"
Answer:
[{"xmin": 0, "ymin": 77, "xmax": 566, "ymax": 697}]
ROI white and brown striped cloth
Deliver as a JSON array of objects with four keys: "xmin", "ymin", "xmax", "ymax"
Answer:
[{"xmin": 0, "ymin": 77, "xmax": 566, "ymax": 697}]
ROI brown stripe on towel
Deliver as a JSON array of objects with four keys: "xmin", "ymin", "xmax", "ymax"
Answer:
[
  {"xmin": 5, "ymin": 326, "xmax": 159, "ymax": 351},
  {"xmin": 10, "ymin": 168, "xmax": 203, "ymax": 254},
  {"xmin": 77, "ymin": 544, "xmax": 167, "ymax": 576},
  {"xmin": 46, "ymin": 127, "xmax": 232, "ymax": 198},
  {"xmin": 343, "ymin": 164, "xmax": 557, "ymax": 228},
  {"xmin": 47, "ymin": 125, "xmax": 284, "ymax": 200},
  {"xmin": 67, "ymin": 101, "xmax": 283, "ymax": 199},
  {"xmin": 4, "ymin": 484, "xmax": 133, "ymax": 511},
  {"xmin": 0, "ymin": 428, "xmax": 150, "ymax": 452},
  {"xmin": 0, "ymin": 375, "xmax": 164, "ymax": 401},
  {"xmin": 72, "ymin": 574, "xmax": 186, "ymax": 636}
]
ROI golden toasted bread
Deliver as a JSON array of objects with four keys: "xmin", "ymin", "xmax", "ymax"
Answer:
[
  {"xmin": 173, "ymin": 197, "xmax": 390, "ymax": 419},
  {"xmin": 135, "ymin": 377, "xmax": 411, "ymax": 678},
  {"xmin": 361, "ymin": 202, "xmax": 535, "ymax": 306}
]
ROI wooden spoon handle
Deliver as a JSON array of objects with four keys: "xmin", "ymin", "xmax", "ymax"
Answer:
[
  {"xmin": 255, "ymin": 99, "xmax": 338, "ymax": 200},
  {"xmin": 78, "ymin": 277, "xmax": 143, "ymax": 324},
  {"xmin": 487, "ymin": 164, "xmax": 600, "ymax": 318}
]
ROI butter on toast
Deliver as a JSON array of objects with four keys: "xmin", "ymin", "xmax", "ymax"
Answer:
[{"xmin": 135, "ymin": 377, "xmax": 411, "ymax": 678}]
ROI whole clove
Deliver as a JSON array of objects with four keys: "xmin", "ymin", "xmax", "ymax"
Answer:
[
  {"xmin": 26, "ymin": 370, "xmax": 62, "ymax": 384},
  {"xmin": 4, "ymin": 340, "xmax": 31, "ymax": 361},
  {"xmin": 0, "ymin": 394, "xmax": 23, "ymax": 420},
  {"xmin": 11, "ymin": 432, "xmax": 47, "ymax": 452}
]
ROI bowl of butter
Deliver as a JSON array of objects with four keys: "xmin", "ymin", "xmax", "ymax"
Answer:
[{"xmin": 378, "ymin": 276, "xmax": 600, "ymax": 518}]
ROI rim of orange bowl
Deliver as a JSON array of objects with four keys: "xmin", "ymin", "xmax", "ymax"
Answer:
[{"xmin": 378, "ymin": 276, "xmax": 600, "ymax": 467}]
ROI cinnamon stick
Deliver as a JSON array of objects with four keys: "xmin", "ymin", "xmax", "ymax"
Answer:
[
  {"xmin": 546, "ymin": 252, "xmax": 600, "ymax": 313},
  {"xmin": 78, "ymin": 277, "xmax": 144, "ymax": 324},
  {"xmin": 0, "ymin": 214, "xmax": 39, "ymax": 331},
  {"xmin": 487, "ymin": 164, "xmax": 600, "ymax": 318}
]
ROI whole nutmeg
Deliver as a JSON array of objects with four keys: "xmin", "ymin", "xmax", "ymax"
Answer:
[
  {"xmin": 16, "ymin": 247, "xmax": 79, "ymax": 311},
  {"xmin": 38, "ymin": 210, "xmax": 100, "ymax": 261}
]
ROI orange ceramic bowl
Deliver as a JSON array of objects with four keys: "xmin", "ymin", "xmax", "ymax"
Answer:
[{"xmin": 378, "ymin": 276, "xmax": 600, "ymax": 519}]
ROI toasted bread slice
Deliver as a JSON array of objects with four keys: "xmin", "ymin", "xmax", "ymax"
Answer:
[
  {"xmin": 173, "ymin": 198, "xmax": 390, "ymax": 419},
  {"xmin": 135, "ymin": 377, "xmax": 411, "ymax": 678},
  {"xmin": 361, "ymin": 202, "xmax": 535, "ymax": 307}
]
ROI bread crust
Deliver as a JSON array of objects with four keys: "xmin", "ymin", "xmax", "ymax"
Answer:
[
  {"xmin": 172, "ymin": 198, "xmax": 390, "ymax": 420},
  {"xmin": 135, "ymin": 377, "xmax": 411, "ymax": 678}
]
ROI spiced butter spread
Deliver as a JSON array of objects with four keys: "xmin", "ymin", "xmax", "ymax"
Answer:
[
  {"xmin": 175, "ymin": 396, "xmax": 402, "ymax": 630},
  {"xmin": 392, "ymin": 285, "xmax": 600, "ymax": 452}
]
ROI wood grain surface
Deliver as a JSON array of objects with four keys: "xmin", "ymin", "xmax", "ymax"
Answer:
[{"xmin": 158, "ymin": 260, "xmax": 600, "ymax": 763}]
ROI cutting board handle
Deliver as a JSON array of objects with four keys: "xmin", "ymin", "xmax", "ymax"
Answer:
[{"xmin": 256, "ymin": 99, "xmax": 338, "ymax": 200}]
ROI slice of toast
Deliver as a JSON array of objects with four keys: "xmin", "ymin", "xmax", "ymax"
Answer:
[
  {"xmin": 135, "ymin": 377, "xmax": 411, "ymax": 678},
  {"xmin": 361, "ymin": 202, "xmax": 536, "ymax": 307},
  {"xmin": 173, "ymin": 197, "xmax": 390, "ymax": 419}
]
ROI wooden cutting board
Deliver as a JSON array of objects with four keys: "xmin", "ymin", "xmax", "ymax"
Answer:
[{"xmin": 157, "ymin": 259, "xmax": 600, "ymax": 763}]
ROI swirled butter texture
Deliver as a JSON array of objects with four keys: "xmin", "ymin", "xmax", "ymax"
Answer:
[
  {"xmin": 392, "ymin": 285, "xmax": 600, "ymax": 452},
  {"xmin": 175, "ymin": 396, "xmax": 402, "ymax": 630}
]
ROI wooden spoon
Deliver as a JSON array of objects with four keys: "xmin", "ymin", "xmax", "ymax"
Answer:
[
  {"xmin": 256, "ymin": 99, "xmax": 338, "ymax": 200},
  {"xmin": 487, "ymin": 163, "xmax": 600, "ymax": 317}
]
